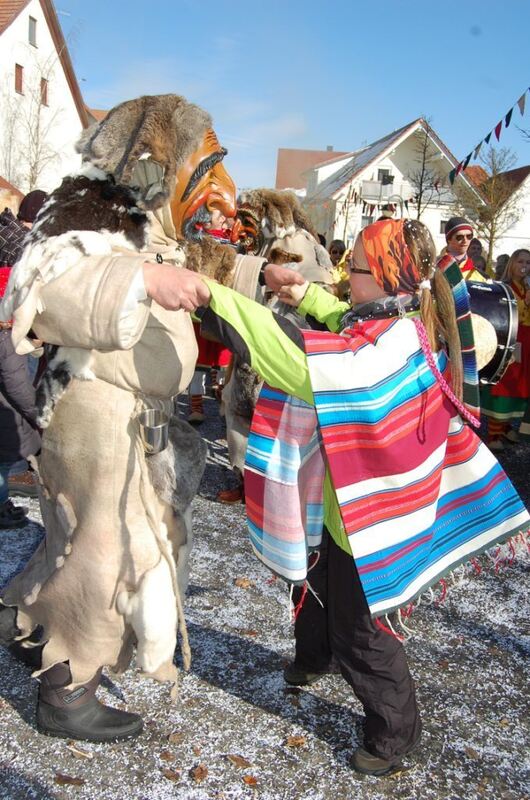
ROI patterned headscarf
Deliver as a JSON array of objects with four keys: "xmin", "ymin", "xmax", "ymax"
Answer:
[{"xmin": 361, "ymin": 219, "xmax": 420, "ymax": 295}]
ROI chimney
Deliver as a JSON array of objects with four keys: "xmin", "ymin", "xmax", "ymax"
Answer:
[{"xmin": 326, "ymin": 145, "xmax": 334, "ymax": 152}]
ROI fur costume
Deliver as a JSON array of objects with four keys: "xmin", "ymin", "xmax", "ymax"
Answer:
[
  {"xmin": 222, "ymin": 189, "xmax": 335, "ymax": 474},
  {"xmin": 0, "ymin": 94, "xmax": 266, "ymax": 689}
]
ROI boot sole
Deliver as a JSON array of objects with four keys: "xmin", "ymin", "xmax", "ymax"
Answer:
[{"xmin": 36, "ymin": 721, "xmax": 143, "ymax": 743}]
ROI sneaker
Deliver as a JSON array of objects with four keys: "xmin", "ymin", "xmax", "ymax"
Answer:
[
  {"xmin": 8, "ymin": 470, "xmax": 38, "ymax": 497},
  {"xmin": 503, "ymin": 429, "xmax": 520, "ymax": 444},
  {"xmin": 488, "ymin": 439, "xmax": 505, "ymax": 452},
  {"xmin": 0, "ymin": 500, "xmax": 28, "ymax": 529},
  {"xmin": 350, "ymin": 747, "xmax": 402, "ymax": 777},
  {"xmin": 216, "ymin": 486, "xmax": 244, "ymax": 504},
  {"xmin": 283, "ymin": 662, "xmax": 329, "ymax": 686}
]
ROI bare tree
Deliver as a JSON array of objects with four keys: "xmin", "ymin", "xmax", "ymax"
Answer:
[
  {"xmin": 407, "ymin": 120, "xmax": 444, "ymax": 220},
  {"xmin": 452, "ymin": 146, "xmax": 522, "ymax": 270},
  {"xmin": 0, "ymin": 52, "xmax": 64, "ymax": 192}
]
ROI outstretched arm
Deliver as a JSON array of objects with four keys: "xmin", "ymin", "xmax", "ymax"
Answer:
[
  {"xmin": 196, "ymin": 281, "xmax": 313, "ymax": 403},
  {"xmin": 278, "ymin": 281, "xmax": 350, "ymax": 333}
]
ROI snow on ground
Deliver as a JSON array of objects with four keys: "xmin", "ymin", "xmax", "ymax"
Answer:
[{"xmin": 0, "ymin": 397, "xmax": 529, "ymax": 800}]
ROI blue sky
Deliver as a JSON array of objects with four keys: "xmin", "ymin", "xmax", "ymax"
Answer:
[{"xmin": 58, "ymin": 0, "xmax": 530, "ymax": 189}]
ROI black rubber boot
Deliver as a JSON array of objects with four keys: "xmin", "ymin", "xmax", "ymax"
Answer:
[
  {"xmin": 0, "ymin": 605, "xmax": 20, "ymax": 645},
  {"xmin": 37, "ymin": 662, "xmax": 143, "ymax": 742}
]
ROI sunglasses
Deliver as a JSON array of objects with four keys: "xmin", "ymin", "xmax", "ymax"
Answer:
[{"xmin": 454, "ymin": 233, "xmax": 473, "ymax": 243}]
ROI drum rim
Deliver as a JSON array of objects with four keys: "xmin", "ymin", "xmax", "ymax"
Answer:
[{"xmin": 467, "ymin": 280, "xmax": 519, "ymax": 384}]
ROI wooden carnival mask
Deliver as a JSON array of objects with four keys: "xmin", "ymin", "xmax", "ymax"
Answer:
[{"xmin": 169, "ymin": 129, "xmax": 237, "ymax": 239}]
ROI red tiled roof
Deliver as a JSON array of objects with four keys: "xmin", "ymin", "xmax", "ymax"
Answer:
[
  {"xmin": 500, "ymin": 165, "xmax": 530, "ymax": 190},
  {"xmin": 86, "ymin": 107, "xmax": 108, "ymax": 123},
  {"xmin": 0, "ymin": 175, "xmax": 23, "ymax": 197},
  {"xmin": 464, "ymin": 165, "xmax": 489, "ymax": 187},
  {"xmin": 0, "ymin": 0, "xmax": 28, "ymax": 35},
  {"xmin": 275, "ymin": 148, "xmax": 349, "ymax": 190}
]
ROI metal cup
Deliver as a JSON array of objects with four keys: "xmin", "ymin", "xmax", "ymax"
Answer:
[{"xmin": 138, "ymin": 409, "xmax": 169, "ymax": 454}]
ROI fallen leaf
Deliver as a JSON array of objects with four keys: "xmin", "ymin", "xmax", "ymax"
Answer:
[
  {"xmin": 285, "ymin": 735, "xmax": 307, "ymax": 748},
  {"xmin": 168, "ymin": 731, "xmax": 185, "ymax": 745},
  {"xmin": 54, "ymin": 772, "xmax": 85, "ymax": 786},
  {"xmin": 234, "ymin": 577, "xmax": 254, "ymax": 589},
  {"xmin": 238, "ymin": 629, "xmax": 257, "ymax": 637},
  {"xmin": 161, "ymin": 768, "xmax": 181, "ymax": 782},
  {"xmin": 190, "ymin": 764, "xmax": 208, "ymax": 783},
  {"xmin": 465, "ymin": 746, "xmax": 480, "ymax": 760},
  {"xmin": 193, "ymin": 745, "xmax": 202, "ymax": 756},
  {"xmin": 159, "ymin": 750, "xmax": 175, "ymax": 762},
  {"xmin": 226, "ymin": 754, "xmax": 252, "ymax": 768},
  {"xmin": 66, "ymin": 742, "xmax": 93, "ymax": 760},
  {"xmin": 499, "ymin": 717, "xmax": 510, "ymax": 728},
  {"xmin": 243, "ymin": 775, "xmax": 258, "ymax": 786},
  {"xmin": 437, "ymin": 659, "xmax": 449, "ymax": 669}
]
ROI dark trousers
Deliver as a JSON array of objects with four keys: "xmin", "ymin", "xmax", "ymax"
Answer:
[{"xmin": 292, "ymin": 528, "xmax": 421, "ymax": 761}]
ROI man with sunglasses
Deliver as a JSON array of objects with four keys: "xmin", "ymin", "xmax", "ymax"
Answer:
[{"xmin": 443, "ymin": 216, "xmax": 486, "ymax": 282}]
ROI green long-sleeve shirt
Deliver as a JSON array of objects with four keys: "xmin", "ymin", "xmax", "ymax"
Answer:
[{"xmin": 201, "ymin": 281, "xmax": 352, "ymax": 554}]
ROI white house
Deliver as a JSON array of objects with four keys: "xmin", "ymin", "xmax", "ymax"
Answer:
[
  {"xmin": 299, "ymin": 118, "xmax": 484, "ymax": 254},
  {"xmin": 0, "ymin": 0, "xmax": 89, "ymax": 193}
]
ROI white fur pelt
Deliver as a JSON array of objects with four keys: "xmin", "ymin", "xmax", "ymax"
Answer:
[{"xmin": 117, "ymin": 419, "xmax": 206, "ymax": 675}]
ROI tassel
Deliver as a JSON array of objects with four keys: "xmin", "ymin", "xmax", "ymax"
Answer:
[
  {"xmin": 375, "ymin": 615, "xmax": 404, "ymax": 642},
  {"xmin": 292, "ymin": 582, "xmax": 308, "ymax": 621}
]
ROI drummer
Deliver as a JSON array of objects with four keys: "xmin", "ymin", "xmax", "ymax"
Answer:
[
  {"xmin": 481, "ymin": 249, "xmax": 530, "ymax": 450},
  {"xmin": 441, "ymin": 217, "xmax": 487, "ymax": 282}
]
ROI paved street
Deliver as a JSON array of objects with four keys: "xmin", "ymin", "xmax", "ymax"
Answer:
[{"xmin": 0, "ymin": 397, "xmax": 529, "ymax": 800}]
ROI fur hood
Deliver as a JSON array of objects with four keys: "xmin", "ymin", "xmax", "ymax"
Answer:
[
  {"xmin": 237, "ymin": 188, "xmax": 318, "ymax": 244},
  {"xmin": 77, "ymin": 94, "xmax": 212, "ymax": 212}
]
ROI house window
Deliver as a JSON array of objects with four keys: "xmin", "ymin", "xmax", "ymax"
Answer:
[
  {"xmin": 29, "ymin": 16, "xmax": 37, "ymax": 46},
  {"xmin": 440, "ymin": 219, "xmax": 448, "ymax": 235},
  {"xmin": 15, "ymin": 64, "xmax": 24, "ymax": 94},
  {"xmin": 40, "ymin": 77, "xmax": 49, "ymax": 106},
  {"xmin": 361, "ymin": 215, "xmax": 374, "ymax": 228},
  {"xmin": 377, "ymin": 168, "xmax": 392, "ymax": 182}
]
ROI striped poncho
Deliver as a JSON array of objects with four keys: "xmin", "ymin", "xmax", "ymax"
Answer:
[{"xmin": 245, "ymin": 316, "xmax": 529, "ymax": 617}]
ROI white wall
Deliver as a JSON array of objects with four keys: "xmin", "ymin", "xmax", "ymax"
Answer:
[
  {"xmin": 0, "ymin": 0, "xmax": 83, "ymax": 192},
  {"xmin": 308, "ymin": 130, "xmax": 483, "ymax": 255},
  {"xmin": 494, "ymin": 177, "xmax": 530, "ymax": 257}
]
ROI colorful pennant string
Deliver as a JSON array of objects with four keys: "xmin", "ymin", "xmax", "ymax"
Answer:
[{"xmin": 448, "ymin": 86, "xmax": 529, "ymax": 184}]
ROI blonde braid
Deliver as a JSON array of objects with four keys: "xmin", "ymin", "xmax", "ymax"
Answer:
[{"xmin": 403, "ymin": 220, "xmax": 463, "ymax": 402}]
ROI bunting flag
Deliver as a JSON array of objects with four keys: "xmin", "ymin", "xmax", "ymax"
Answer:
[
  {"xmin": 447, "ymin": 85, "xmax": 529, "ymax": 184},
  {"xmin": 494, "ymin": 120, "xmax": 503, "ymax": 141}
]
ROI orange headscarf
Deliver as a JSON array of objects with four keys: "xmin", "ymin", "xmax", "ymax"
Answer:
[{"xmin": 361, "ymin": 219, "xmax": 420, "ymax": 296}]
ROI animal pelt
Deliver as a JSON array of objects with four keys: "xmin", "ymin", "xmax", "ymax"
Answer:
[
  {"xmin": 146, "ymin": 416, "xmax": 207, "ymax": 513},
  {"xmin": 76, "ymin": 94, "xmax": 212, "ymax": 211},
  {"xmin": 231, "ymin": 358, "xmax": 262, "ymax": 419},
  {"xmin": 116, "ymin": 555, "xmax": 178, "ymax": 676},
  {"xmin": 183, "ymin": 236, "xmax": 237, "ymax": 286},
  {"xmin": 29, "ymin": 171, "xmax": 149, "ymax": 249},
  {"xmin": 269, "ymin": 247, "xmax": 303, "ymax": 266},
  {"xmin": 237, "ymin": 188, "xmax": 318, "ymax": 253}
]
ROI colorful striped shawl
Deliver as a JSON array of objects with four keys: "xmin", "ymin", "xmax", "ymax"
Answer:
[{"xmin": 245, "ymin": 317, "xmax": 529, "ymax": 617}]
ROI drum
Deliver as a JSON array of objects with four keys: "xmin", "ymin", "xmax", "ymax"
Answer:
[{"xmin": 466, "ymin": 280, "xmax": 519, "ymax": 384}]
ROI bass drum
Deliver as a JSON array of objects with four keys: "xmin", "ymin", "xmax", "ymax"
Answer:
[{"xmin": 467, "ymin": 280, "xmax": 519, "ymax": 384}]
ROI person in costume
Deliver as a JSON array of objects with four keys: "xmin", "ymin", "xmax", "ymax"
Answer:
[
  {"xmin": 189, "ymin": 218, "xmax": 529, "ymax": 776},
  {"xmin": 481, "ymin": 249, "xmax": 530, "ymax": 450},
  {"xmin": 216, "ymin": 188, "xmax": 334, "ymax": 503},
  {"xmin": 441, "ymin": 216, "xmax": 486, "ymax": 282},
  {"xmin": 0, "ymin": 94, "xmax": 298, "ymax": 743}
]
